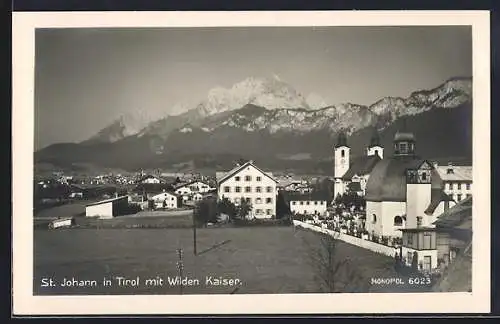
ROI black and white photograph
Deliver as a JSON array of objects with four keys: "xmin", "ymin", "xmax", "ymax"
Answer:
[{"xmin": 12, "ymin": 11, "xmax": 490, "ymax": 315}]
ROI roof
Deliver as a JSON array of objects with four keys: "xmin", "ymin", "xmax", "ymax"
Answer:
[
  {"xmin": 217, "ymin": 161, "xmax": 278, "ymax": 185},
  {"xmin": 283, "ymin": 191, "xmax": 330, "ymax": 202},
  {"xmin": 341, "ymin": 155, "xmax": 382, "ymax": 180},
  {"xmin": 424, "ymin": 188, "xmax": 455, "ymax": 215},
  {"xmin": 174, "ymin": 180, "xmax": 209, "ymax": 190},
  {"xmin": 433, "ymin": 196, "xmax": 472, "ymax": 229},
  {"xmin": 435, "ymin": 165, "xmax": 472, "ymax": 182},
  {"xmin": 394, "ymin": 131, "xmax": 415, "ymax": 142},
  {"xmin": 85, "ymin": 195, "xmax": 128, "ymax": 207},
  {"xmin": 365, "ymin": 157, "xmax": 442, "ymax": 202},
  {"xmin": 334, "ymin": 131, "xmax": 349, "ymax": 148},
  {"xmin": 137, "ymin": 175, "xmax": 162, "ymax": 183},
  {"xmin": 347, "ymin": 182, "xmax": 362, "ymax": 192}
]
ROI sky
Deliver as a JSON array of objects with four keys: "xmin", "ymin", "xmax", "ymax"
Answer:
[{"xmin": 35, "ymin": 26, "xmax": 472, "ymax": 150}]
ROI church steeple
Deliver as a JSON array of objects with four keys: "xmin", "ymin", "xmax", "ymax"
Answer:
[
  {"xmin": 367, "ymin": 129, "xmax": 384, "ymax": 159},
  {"xmin": 393, "ymin": 130, "xmax": 416, "ymax": 157},
  {"xmin": 334, "ymin": 130, "xmax": 349, "ymax": 148}
]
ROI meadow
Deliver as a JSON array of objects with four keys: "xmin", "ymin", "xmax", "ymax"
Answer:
[{"xmin": 33, "ymin": 226, "xmax": 430, "ymax": 295}]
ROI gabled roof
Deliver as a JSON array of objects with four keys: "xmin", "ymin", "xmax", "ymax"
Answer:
[
  {"xmin": 435, "ymin": 165, "xmax": 472, "ymax": 182},
  {"xmin": 174, "ymin": 180, "xmax": 209, "ymax": 190},
  {"xmin": 85, "ymin": 195, "xmax": 128, "ymax": 207},
  {"xmin": 283, "ymin": 191, "xmax": 330, "ymax": 202},
  {"xmin": 137, "ymin": 174, "xmax": 162, "ymax": 183},
  {"xmin": 217, "ymin": 161, "xmax": 278, "ymax": 185},
  {"xmin": 433, "ymin": 196, "xmax": 472, "ymax": 229},
  {"xmin": 424, "ymin": 188, "xmax": 455, "ymax": 215},
  {"xmin": 341, "ymin": 155, "xmax": 381, "ymax": 180}
]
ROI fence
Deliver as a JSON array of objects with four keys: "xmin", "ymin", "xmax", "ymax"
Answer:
[{"xmin": 293, "ymin": 220, "xmax": 396, "ymax": 257}]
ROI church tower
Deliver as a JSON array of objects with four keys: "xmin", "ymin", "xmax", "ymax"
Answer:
[
  {"xmin": 366, "ymin": 130, "xmax": 384, "ymax": 159},
  {"xmin": 333, "ymin": 131, "xmax": 350, "ymax": 199}
]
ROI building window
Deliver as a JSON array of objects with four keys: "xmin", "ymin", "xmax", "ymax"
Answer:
[
  {"xmin": 235, "ymin": 176, "xmax": 240, "ymax": 181},
  {"xmin": 245, "ymin": 186, "xmax": 251, "ymax": 193},
  {"xmin": 256, "ymin": 176, "xmax": 262, "ymax": 182},
  {"xmin": 417, "ymin": 216, "xmax": 422, "ymax": 227},
  {"xmin": 314, "ymin": 201, "xmax": 318, "ymax": 205},
  {"xmin": 320, "ymin": 201, "xmax": 324, "ymax": 205},
  {"xmin": 223, "ymin": 186, "xmax": 230, "ymax": 193},
  {"xmin": 266, "ymin": 209, "xmax": 271, "ymax": 215},
  {"xmin": 300, "ymin": 201, "xmax": 304, "ymax": 205},
  {"xmin": 374, "ymin": 149, "xmax": 379, "ymax": 156},
  {"xmin": 407, "ymin": 234, "xmax": 413, "ymax": 245},
  {"xmin": 372, "ymin": 214, "xmax": 377, "ymax": 224},
  {"xmin": 421, "ymin": 172, "xmax": 427, "ymax": 181},
  {"xmin": 245, "ymin": 176, "xmax": 251, "ymax": 181},
  {"xmin": 399, "ymin": 142, "xmax": 408, "ymax": 154},
  {"xmin": 235, "ymin": 186, "xmax": 241, "ymax": 193},
  {"xmin": 266, "ymin": 197, "xmax": 273, "ymax": 204},
  {"xmin": 306, "ymin": 201, "xmax": 310, "ymax": 205},
  {"xmin": 256, "ymin": 198, "xmax": 262, "ymax": 204},
  {"xmin": 256, "ymin": 186, "xmax": 262, "ymax": 193},
  {"xmin": 466, "ymin": 183, "xmax": 471, "ymax": 190},
  {"xmin": 457, "ymin": 194, "xmax": 462, "ymax": 201},
  {"xmin": 394, "ymin": 216, "xmax": 403, "ymax": 226},
  {"xmin": 256, "ymin": 209, "xmax": 262, "ymax": 214},
  {"xmin": 466, "ymin": 194, "xmax": 472, "ymax": 199},
  {"xmin": 266, "ymin": 186, "xmax": 273, "ymax": 193},
  {"xmin": 447, "ymin": 183, "xmax": 452, "ymax": 191},
  {"xmin": 423, "ymin": 232, "xmax": 433, "ymax": 250},
  {"xmin": 341, "ymin": 150, "xmax": 345, "ymax": 158},
  {"xmin": 457, "ymin": 183, "xmax": 462, "ymax": 190},
  {"xmin": 245, "ymin": 197, "xmax": 251, "ymax": 203},
  {"xmin": 292, "ymin": 201, "xmax": 296, "ymax": 205}
]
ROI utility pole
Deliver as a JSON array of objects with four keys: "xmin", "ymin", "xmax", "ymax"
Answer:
[
  {"xmin": 192, "ymin": 207, "xmax": 197, "ymax": 255},
  {"xmin": 177, "ymin": 248, "xmax": 184, "ymax": 295}
]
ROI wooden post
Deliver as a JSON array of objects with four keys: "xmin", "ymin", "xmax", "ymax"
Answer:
[
  {"xmin": 177, "ymin": 248, "xmax": 184, "ymax": 294},
  {"xmin": 193, "ymin": 209, "xmax": 197, "ymax": 255}
]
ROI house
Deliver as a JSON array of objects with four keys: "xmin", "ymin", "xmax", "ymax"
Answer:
[
  {"xmin": 399, "ymin": 196, "xmax": 471, "ymax": 274},
  {"xmin": 85, "ymin": 196, "xmax": 129, "ymax": 219},
  {"xmin": 333, "ymin": 131, "xmax": 383, "ymax": 198},
  {"xmin": 285, "ymin": 192, "xmax": 329, "ymax": 217},
  {"xmin": 434, "ymin": 163, "xmax": 472, "ymax": 202},
  {"xmin": 137, "ymin": 175, "xmax": 162, "ymax": 184},
  {"xmin": 217, "ymin": 160, "xmax": 278, "ymax": 219},
  {"xmin": 150, "ymin": 191, "xmax": 179, "ymax": 209},
  {"xmin": 364, "ymin": 131, "xmax": 453, "ymax": 238},
  {"xmin": 174, "ymin": 181, "xmax": 212, "ymax": 195}
]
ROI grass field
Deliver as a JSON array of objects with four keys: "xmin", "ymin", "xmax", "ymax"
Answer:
[{"xmin": 33, "ymin": 226, "xmax": 431, "ymax": 295}]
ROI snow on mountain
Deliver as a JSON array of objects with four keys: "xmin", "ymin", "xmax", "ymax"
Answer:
[
  {"xmin": 191, "ymin": 77, "xmax": 472, "ymax": 135},
  {"xmin": 193, "ymin": 76, "xmax": 311, "ymax": 117},
  {"xmin": 85, "ymin": 109, "xmax": 160, "ymax": 143}
]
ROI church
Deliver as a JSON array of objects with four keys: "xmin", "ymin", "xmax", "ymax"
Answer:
[
  {"xmin": 333, "ymin": 130, "xmax": 455, "ymax": 239},
  {"xmin": 333, "ymin": 130, "xmax": 383, "ymax": 199}
]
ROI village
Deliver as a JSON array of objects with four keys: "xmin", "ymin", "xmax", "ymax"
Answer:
[{"xmin": 33, "ymin": 129, "xmax": 473, "ymax": 293}]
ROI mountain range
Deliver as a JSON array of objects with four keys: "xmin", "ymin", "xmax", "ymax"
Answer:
[{"xmin": 35, "ymin": 76, "xmax": 473, "ymax": 174}]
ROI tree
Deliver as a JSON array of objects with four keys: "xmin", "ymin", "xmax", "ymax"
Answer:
[
  {"xmin": 194, "ymin": 197, "xmax": 218, "ymax": 225},
  {"xmin": 411, "ymin": 251, "xmax": 419, "ymax": 271},
  {"xmin": 237, "ymin": 197, "xmax": 252, "ymax": 220},
  {"xmin": 276, "ymin": 191, "xmax": 291, "ymax": 219},
  {"xmin": 334, "ymin": 193, "xmax": 342, "ymax": 206},
  {"xmin": 217, "ymin": 197, "xmax": 238, "ymax": 221},
  {"xmin": 301, "ymin": 231, "xmax": 367, "ymax": 293}
]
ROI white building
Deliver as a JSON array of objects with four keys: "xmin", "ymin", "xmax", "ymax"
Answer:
[
  {"xmin": 150, "ymin": 191, "xmax": 179, "ymax": 209},
  {"xmin": 138, "ymin": 175, "xmax": 162, "ymax": 184},
  {"xmin": 217, "ymin": 160, "xmax": 278, "ymax": 219},
  {"xmin": 434, "ymin": 163, "xmax": 472, "ymax": 202},
  {"xmin": 174, "ymin": 181, "xmax": 212, "ymax": 195},
  {"xmin": 85, "ymin": 196, "xmax": 129, "ymax": 219},
  {"xmin": 365, "ymin": 131, "xmax": 454, "ymax": 239},
  {"xmin": 333, "ymin": 131, "xmax": 383, "ymax": 198},
  {"xmin": 287, "ymin": 193, "xmax": 328, "ymax": 217}
]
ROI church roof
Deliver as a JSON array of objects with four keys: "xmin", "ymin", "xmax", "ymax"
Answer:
[
  {"xmin": 365, "ymin": 156, "xmax": 442, "ymax": 202},
  {"xmin": 424, "ymin": 188, "xmax": 455, "ymax": 215},
  {"xmin": 341, "ymin": 155, "xmax": 382, "ymax": 180},
  {"xmin": 334, "ymin": 131, "xmax": 349, "ymax": 148},
  {"xmin": 394, "ymin": 131, "xmax": 415, "ymax": 142}
]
